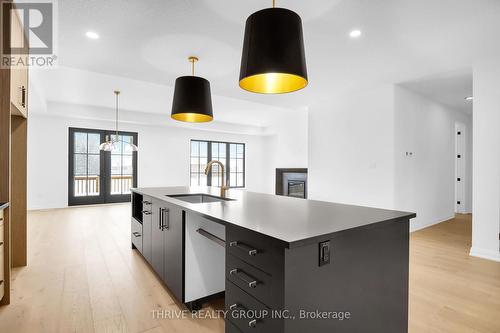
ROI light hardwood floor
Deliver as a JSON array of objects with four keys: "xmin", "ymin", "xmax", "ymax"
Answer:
[{"xmin": 0, "ymin": 206, "xmax": 498, "ymax": 333}]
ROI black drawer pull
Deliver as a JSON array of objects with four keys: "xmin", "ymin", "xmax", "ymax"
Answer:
[
  {"xmin": 229, "ymin": 303, "xmax": 242, "ymax": 311},
  {"xmin": 132, "ymin": 232, "xmax": 141, "ymax": 238},
  {"xmin": 229, "ymin": 268, "xmax": 258, "ymax": 288},
  {"xmin": 142, "ymin": 200, "xmax": 151, "ymax": 205},
  {"xmin": 0, "ymin": 241, "xmax": 3, "ymax": 246},
  {"xmin": 0, "ymin": 280, "xmax": 3, "ymax": 285},
  {"xmin": 229, "ymin": 241, "xmax": 258, "ymax": 256},
  {"xmin": 142, "ymin": 210, "xmax": 151, "ymax": 215},
  {"xmin": 21, "ymin": 86, "xmax": 26, "ymax": 108},
  {"xmin": 248, "ymin": 319, "xmax": 257, "ymax": 328}
]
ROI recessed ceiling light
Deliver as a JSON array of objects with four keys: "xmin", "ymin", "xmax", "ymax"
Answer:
[
  {"xmin": 85, "ymin": 31, "xmax": 99, "ymax": 39},
  {"xmin": 465, "ymin": 96, "xmax": 473, "ymax": 101},
  {"xmin": 349, "ymin": 30, "xmax": 362, "ymax": 38}
]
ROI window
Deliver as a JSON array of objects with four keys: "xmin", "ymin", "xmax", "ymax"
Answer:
[
  {"xmin": 110, "ymin": 134, "xmax": 136, "ymax": 195},
  {"xmin": 190, "ymin": 140, "xmax": 245, "ymax": 188},
  {"xmin": 68, "ymin": 128, "xmax": 138, "ymax": 206}
]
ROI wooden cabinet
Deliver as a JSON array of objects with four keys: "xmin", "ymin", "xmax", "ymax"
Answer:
[
  {"xmin": 0, "ymin": 208, "xmax": 5, "ymax": 301},
  {"xmin": 1, "ymin": 1, "xmax": 29, "ymax": 306},
  {"xmin": 9, "ymin": 7, "xmax": 28, "ymax": 118}
]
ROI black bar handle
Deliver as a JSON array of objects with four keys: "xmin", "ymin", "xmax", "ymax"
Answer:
[
  {"xmin": 158, "ymin": 207, "xmax": 162, "ymax": 230},
  {"xmin": 229, "ymin": 268, "xmax": 258, "ymax": 288},
  {"xmin": 21, "ymin": 86, "xmax": 26, "ymax": 107},
  {"xmin": 132, "ymin": 232, "xmax": 141, "ymax": 238},
  {"xmin": 229, "ymin": 241, "xmax": 258, "ymax": 256},
  {"xmin": 142, "ymin": 210, "xmax": 151, "ymax": 215},
  {"xmin": 197, "ymin": 228, "xmax": 225, "ymax": 247},
  {"xmin": 142, "ymin": 200, "xmax": 151, "ymax": 205},
  {"xmin": 161, "ymin": 208, "xmax": 169, "ymax": 230}
]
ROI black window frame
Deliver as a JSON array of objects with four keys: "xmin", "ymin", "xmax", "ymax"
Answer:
[
  {"xmin": 68, "ymin": 127, "xmax": 138, "ymax": 206},
  {"xmin": 190, "ymin": 139, "xmax": 246, "ymax": 188}
]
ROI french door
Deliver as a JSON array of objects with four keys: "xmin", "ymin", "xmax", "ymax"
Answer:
[{"xmin": 68, "ymin": 127, "xmax": 138, "ymax": 206}]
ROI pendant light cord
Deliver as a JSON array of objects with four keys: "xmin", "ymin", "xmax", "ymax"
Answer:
[
  {"xmin": 114, "ymin": 91, "xmax": 119, "ymax": 141},
  {"xmin": 272, "ymin": 0, "xmax": 275, "ymax": 8},
  {"xmin": 188, "ymin": 56, "xmax": 198, "ymax": 76}
]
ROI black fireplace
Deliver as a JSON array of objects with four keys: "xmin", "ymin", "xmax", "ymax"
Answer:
[
  {"xmin": 288, "ymin": 180, "xmax": 306, "ymax": 198},
  {"xmin": 276, "ymin": 168, "xmax": 308, "ymax": 199}
]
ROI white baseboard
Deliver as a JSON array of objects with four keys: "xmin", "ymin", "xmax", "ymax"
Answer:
[
  {"xmin": 469, "ymin": 247, "xmax": 500, "ymax": 262},
  {"xmin": 410, "ymin": 215, "xmax": 455, "ymax": 233}
]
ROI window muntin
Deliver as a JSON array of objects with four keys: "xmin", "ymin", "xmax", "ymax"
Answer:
[{"xmin": 190, "ymin": 140, "xmax": 245, "ymax": 188}]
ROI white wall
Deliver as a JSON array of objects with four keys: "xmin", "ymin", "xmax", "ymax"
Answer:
[
  {"xmin": 308, "ymin": 85, "xmax": 396, "ymax": 209},
  {"xmin": 470, "ymin": 59, "xmax": 500, "ymax": 262},
  {"xmin": 27, "ymin": 113, "xmax": 271, "ymax": 210},
  {"xmin": 308, "ymin": 84, "xmax": 472, "ymax": 233},
  {"xmin": 394, "ymin": 86, "xmax": 472, "ymax": 231},
  {"xmin": 262, "ymin": 111, "xmax": 309, "ymax": 194}
]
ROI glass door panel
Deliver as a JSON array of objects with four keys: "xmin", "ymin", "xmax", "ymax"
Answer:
[
  {"xmin": 69, "ymin": 128, "xmax": 137, "ymax": 206},
  {"xmin": 104, "ymin": 132, "xmax": 137, "ymax": 203},
  {"xmin": 69, "ymin": 129, "xmax": 104, "ymax": 205}
]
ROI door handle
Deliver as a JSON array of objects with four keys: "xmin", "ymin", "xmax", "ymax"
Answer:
[
  {"xmin": 197, "ymin": 228, "xmax": 225, "ymax": 247},
  {"xmin": 159, "ymin": 207, "xmax": 163, "ymax": 230},
  {"xmin": 161, "ymin": 208, "xmax": 169, "ymax": 230},
  {"xmin": 132, "ymin": 232, "xmax": 141, "ymax": 238},
  {"xmin": 142, "ymin": 210, "xmax": 151, "ymax": 215},
  {"xmin": 21, "ymin": 86, "xmax": 26, "ymax": 108}
]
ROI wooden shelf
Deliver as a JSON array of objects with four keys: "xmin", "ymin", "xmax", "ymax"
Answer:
[
  {"xmin": 10, "ymin": 102, "xmax": 26, "ymax": 118},
  {"xmin": 0, "ymin": 0, "xmax": 28, "ymax": 306}
]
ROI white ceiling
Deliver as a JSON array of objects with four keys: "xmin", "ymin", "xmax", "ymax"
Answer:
[
  {"xmin": 33, "ymin": 0, "xmax": 500, "ymax": 122},
  {"xmin": 30, "ymin": 66, "xmax": 298, "ymax": 130},
  {"xmin": 399, "ymin": 69, "xmax": 473, "ymax": 114}
]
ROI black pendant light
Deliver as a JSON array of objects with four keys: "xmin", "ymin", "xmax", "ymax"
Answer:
[
  {"xmin": 239, "ymin": 0, "xmax": 308, "ymax": 94},
  {"xmin": 171, "ymin": 56, "xmax": 214, "ymax": 122}
]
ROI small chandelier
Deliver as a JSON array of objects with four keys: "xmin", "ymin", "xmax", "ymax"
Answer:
[{"xmin": 99, "ymin": 90, "xmax": 138, "ymax": 152}]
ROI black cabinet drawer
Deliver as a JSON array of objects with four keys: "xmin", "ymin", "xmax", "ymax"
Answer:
[
  {"xmin": 226, "ymin": 281, "xmax": 281, "ymax": 333},
  {"xmin": 131, "ymin": 217, "xmax": 142, "ymax": 252},
  {"xmin": 226, "ymin": 254, "xmax": 283, "ymax": 309},
  {"xmin": 226, "ymin": 226, "xmax": 284, "ymax": 276},
  {"xmin": 225, "ymin": 319, "xmax": 243, "ymax": 333}
]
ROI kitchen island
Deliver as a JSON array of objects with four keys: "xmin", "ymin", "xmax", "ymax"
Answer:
[{"xmin": 131, "ymin": 186, "xmax": 415, "ymax": 333}]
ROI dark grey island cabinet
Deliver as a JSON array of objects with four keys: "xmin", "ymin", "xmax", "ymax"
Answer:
[
  {"xmin": 131, "ymin": 193, "xmax": 183, "ymax": 303},
  {"xmin": 131, "ymin": 187, "xmax": 416, "ymax": 333}
]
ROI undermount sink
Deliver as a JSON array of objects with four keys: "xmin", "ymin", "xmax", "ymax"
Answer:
[{"xmin": 167, "ymin": 194, "xmax": 236, "ymax": 204}]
